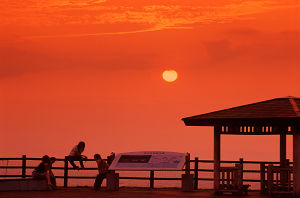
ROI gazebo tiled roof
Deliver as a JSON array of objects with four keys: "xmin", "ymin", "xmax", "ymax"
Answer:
[{"xmin": 182, "ymin": 97, "xmax": 300, "ymax": 126}]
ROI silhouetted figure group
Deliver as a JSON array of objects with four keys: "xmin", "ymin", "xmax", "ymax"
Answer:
[{"xmin": 32, "ymin": 141, "xmax": 113, "ymax": 191}]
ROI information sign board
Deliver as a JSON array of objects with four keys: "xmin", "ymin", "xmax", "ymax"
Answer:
[{"xmin": 109, "ymin": 151, "xmax": 186, "ymax": 170}]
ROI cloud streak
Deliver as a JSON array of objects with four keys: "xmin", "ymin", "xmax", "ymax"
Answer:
[
  {"xmin": 1, "ymin": 0, "xmax": 299, "ymax": 79},
  {"xmin": 1, "ymin": 0, "xmax": 299, "ymax": 38},
  {"xmin": 25, "ymin": 26, "xmax": 192, "ymax": 39}
]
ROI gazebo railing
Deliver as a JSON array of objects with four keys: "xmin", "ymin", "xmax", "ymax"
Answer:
[{"xmin": 266, "ymin": 164, "xmax": 294, "ymax": 195}]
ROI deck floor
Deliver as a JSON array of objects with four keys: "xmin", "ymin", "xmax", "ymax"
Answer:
[{"xmin": 0, "ymin": 187, "xmax": 272, "ymax": 198}]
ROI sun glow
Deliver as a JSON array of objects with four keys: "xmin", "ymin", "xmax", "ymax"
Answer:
[{"xmin": 162, "ymin": 70, "xmax": 178, "ymax": 82}]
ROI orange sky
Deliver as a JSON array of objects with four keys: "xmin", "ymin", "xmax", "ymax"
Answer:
[{"xmin": 0, "ymin": 0, "xmax": 300, "ymax": 162}]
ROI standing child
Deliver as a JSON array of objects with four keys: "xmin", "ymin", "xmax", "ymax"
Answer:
[{"xmin": 94, "ymin": 154, "xmax": 109, "ymax": 190}]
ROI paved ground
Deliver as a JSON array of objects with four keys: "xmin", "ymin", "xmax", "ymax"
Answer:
[{"xmin": 0, "ymin": 187, "xmax": 272, "ymax": 198}]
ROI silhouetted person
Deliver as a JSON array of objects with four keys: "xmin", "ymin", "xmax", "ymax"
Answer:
[
  {"xmin": 68, "ymin": 141, "xmax": 87, "ymax": 169},
  {"xmin": 94, "ymin": 154, "xmax": 109, "ymax": 190},
  {"xmin": 32, "ymin": 155, "xmax": 56, "ymax": 190},
  {"xmin": 107, "ymin": 152, "xmax": 115, "ymax": 166}
]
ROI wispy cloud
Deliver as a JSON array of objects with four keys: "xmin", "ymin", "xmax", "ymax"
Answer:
[
  {"xmin": 1, "ymin": 0, "xmax": 299, "ymax": 38},
  {"xmin": 26, "ymin": 26, "xmax": 192, "ymax": 39}
]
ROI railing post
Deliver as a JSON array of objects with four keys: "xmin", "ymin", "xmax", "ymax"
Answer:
[
  {"xmin": 267, "ymin": 164, "xmax": 273, "ymax": 195},
  {"xmin": 64, "ymin": 156, "xmax": 69, "ymax": 188},
  {"xmin": 194, "ymin": 157, "xmax": 198, "ymax": 190},
  {"xmin": 185, "ymin": 153, "xmax": 190, "ymax": 174},
  {"xmin": 281, "ymin": 159, "xmax": 290, "ymax": 185},
  {"xmin": 239, "ymin": 158, "xmax": 244, "ymax": 183},
  {"xmin": 22, "ymin": 155, "xmax": 26, "ymax": 178},
  {"xmin": 260, "ymin": 162, "xmax": 266, "ymax": 194},
  {"xmin": 150, "ymin": 170, "xmax": 154, "ymax": 189}
]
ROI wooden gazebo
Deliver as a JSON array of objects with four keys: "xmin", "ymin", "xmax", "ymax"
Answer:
[{"xmin": 182, "ymin": 97, "xmax": 300, "ymax": 196}]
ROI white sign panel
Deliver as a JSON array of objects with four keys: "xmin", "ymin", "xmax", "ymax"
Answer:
[{"xmin": 109, "ymin": 151, "xmax": 186, "ymax": 170}]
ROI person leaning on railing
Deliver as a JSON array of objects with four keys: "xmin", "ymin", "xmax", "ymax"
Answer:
[
  {"xmin": 93, "ymin": 154, "xmax": 109, "ymax": 190},
  {"xmin": 68, "ymin": 141, "xmax": 87, "ymax": 169},
  {"xmin": 32, "ymin": 155, "xmax": 56, "ymax": 190}
]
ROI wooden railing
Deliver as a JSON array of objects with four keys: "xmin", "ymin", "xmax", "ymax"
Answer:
[
  {"xmin": 267, "ymin": 165, "xmax": 293, "ymax": 195},
  {"xmin": 219, "ymin": 166, "xmax": 240, "ymax": 188},
  {"xmin": 0, "ymin": 155, "xmax": 285, "ymax": 189}
]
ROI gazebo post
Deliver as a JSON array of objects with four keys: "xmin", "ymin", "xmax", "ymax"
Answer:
[
  {"xmin": 280, "ymin": 132, "xmax": 287, "ymax": 186},
  {"xmin": 280, "ymin": 133, "xmax": 287, "ymax": 166},
  {"xmin": 214, "ymin": 125, "xmax": 221, "ymax": 193},
  {"xmin": 293, "ymin": 133, "xmax": 300, "ymax": 196}
]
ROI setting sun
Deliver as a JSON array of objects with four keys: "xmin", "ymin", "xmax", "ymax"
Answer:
[{"xmin": 162, "ymin": 70, "xmax": 178, "ymax": 82}]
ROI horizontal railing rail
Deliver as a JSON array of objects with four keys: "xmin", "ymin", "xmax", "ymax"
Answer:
[{"xmin": 0, "ymin": 155, "xmax": 291, "ymax": 189}]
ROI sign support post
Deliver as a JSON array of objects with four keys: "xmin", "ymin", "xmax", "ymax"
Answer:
[{"xmin": 181, "ymin": 153, "xmax": 194, "ymax": 192}]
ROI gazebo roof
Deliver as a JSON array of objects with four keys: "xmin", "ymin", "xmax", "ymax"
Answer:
[{"xmin": 182, "ymin": 97, "xmax": 300, "ymax": 126}]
